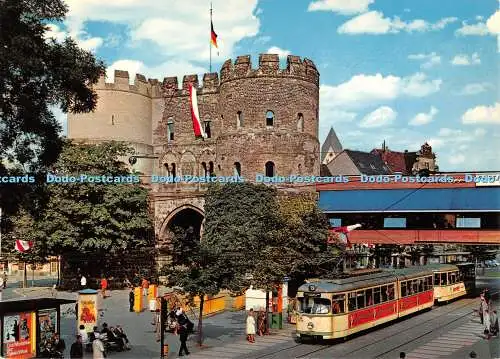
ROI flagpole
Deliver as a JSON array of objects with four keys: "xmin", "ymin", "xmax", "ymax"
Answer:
[{"xmin": 209, "ymin": 2, "xmax": 212, "ymax": 73}]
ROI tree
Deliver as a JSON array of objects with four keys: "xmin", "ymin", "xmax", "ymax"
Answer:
[
  {"xmin": 32, "ymin": 141, "xmax": 155, "ymax": 287},
  {"xmin": 0, "ymin": 0, "xmax": 105, "ymax": 213}
]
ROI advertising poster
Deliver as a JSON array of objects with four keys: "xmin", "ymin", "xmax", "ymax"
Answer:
[
  {"xmin": 38, "ymin": 308, "xmax": 57, "ymax": 355},
  {"xmin": 3, "ymin": 312, "xmax": 34, "ymax": 359},
  {"xmin": 78, "ymin": 294, "xmax": 97, "ymax": 332}
]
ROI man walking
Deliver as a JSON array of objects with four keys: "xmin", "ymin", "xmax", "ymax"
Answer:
[
  {"xmin": 92, "ymin": 333, "xmax": 105, "ymax": 358},
  {"xmin": 100, "ymin": 276, "xmax": 108, "ymax": 299},
  {"xmin": 178, "ymin": 322, "xmax": 190, "ymax": 356},
  {"xmin": 70, "ymin": 335, "xmax": 83, "ymax": 358},
  {"xmin": 129, "ymin": 288, "xmax": 135, "ymax": 312}
]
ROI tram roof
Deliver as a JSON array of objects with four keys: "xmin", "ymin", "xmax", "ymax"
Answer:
[
  {"xmin": 422, "ymin": 263, "xmax": 459, "ymax": 272},
  {"xmin": 389, "ymin": 267, "xmax": 434, "ymax": 280},
  {"xmin": 299, "ymin": 271, "xmax": 397, "ymax": 293}
]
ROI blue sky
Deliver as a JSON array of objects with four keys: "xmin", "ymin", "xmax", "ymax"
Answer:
[{"xmin": 46, "ymin": 0, "xmax": 499, "ymax": 171}]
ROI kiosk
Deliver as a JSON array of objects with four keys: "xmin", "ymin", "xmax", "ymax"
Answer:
[{"xmin": 0, "ymin": 297, "xmax": 75, "ymax": 358}]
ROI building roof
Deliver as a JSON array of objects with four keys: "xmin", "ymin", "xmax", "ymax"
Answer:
[
  {"xmin": 371, "ymin": 149, "xmax": 413, "ymax": 174},
  {"xmin": 344, "ymin": 150, "xmax": 392, "ymax": 175},
  {"xmin": 318, "ymin": 187, "xmax": 500, "ymax": 212},
  {"xmin": 320, "ymin": 164, "xmax": 332, "ymax": 176},
  {"xmin": 321, "ymin": 127, "xmax": 343, "ymax": 162},
  {"xmin": 0, "ymin": 298, "xmax": 75, "ymax": 315}
]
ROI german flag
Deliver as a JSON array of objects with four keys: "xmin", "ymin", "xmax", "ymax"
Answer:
[{"xmin": 210, "ymin": 20, "xmax": 218, "ymax": 48}]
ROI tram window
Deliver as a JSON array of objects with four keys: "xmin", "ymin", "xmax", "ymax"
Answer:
[
  {"xmin": 357, "ymin": 291, "xmax": 366, "ymax": 309},
  {"xmin": 449, "ymin": 272, "xmax": 455, "ymax": 284},
  {"xmin": 366, "ymin": 288, "xmax": 373, "ymax": 306},
  {"xmin": 426, "ymin": 276, "xmax": 433, "ymax": 290},
  {"xmin": 440, "ymin": 273, "xmax": 447, "ymax": 285},
  {"xmin": 332, "ymin": 295, "xmax": 345, "ymax": 314},
  {"xmin": 418, "ymin": 279, "xmax": 424, "ymax": 293},
  {"xmin": 434, "ymin": 274, "xmax": 440, "ymax": 286},
  {"xmin": 381, "ymin": 286, "xmax": 388, "ymax": 302},
  {"xmin": 312, "ymin": 299, "xmax": 331, "ymax": 314},
  {"xmin": 348, "ymin": 293, "xmax": 357, "ymax": 311},
  {"xmin": 387, "ymin": 284, "xmax": 395, "ymax": 300},
  {"xmin": 374, "ymin": 287, "xmax": 381, "ymax": 304},
  {"xmin": 401, "ymin": 282, "xmax": 407, "ymax": 297},
  {"xmin": 298, "ymin": 297, "xmax": 314, "ymax": 313}
]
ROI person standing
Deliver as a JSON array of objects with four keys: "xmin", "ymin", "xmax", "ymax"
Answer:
[
  {"xmin": 491, "ymin": 309, "xmax": 499, "ymax": 337},
  {"xmin": 141, "ymin": 278, "xmax": 149, "ymax": 297},
  {"xmin": 129, "ymin": 287, "xmax": 135, "ymax": 312},
  {"xmin": 246, "ymin": 308, "xmax": 256, "ymax": 343},
  {"xmin": 2, "ymin": 272, "xmax": 7, "ymax": 289},
  {"xmin": 484, "ymin": 309, "xmax": 491, "ymax": 338},
  {"xmin": 53, "ymin": 333, "xmax": 66, "ymax": 356},
  {"xmin": 70, "ymin": 335, "xmax": 83, "ymax": 358},
  {"xmin": 92, "ymin": 333, "xmax": 105, "ymax": 359},
  {"xmin": 100, "ymin": 277, "xmax": 108, "ymax": 299},
  {"xmin": 177, "ymin": 322, "xmax": 190, "ymax": 356},
  {"xmin": 479, "ymin": 294, "xmax": 487, "ymax": 324},
  {"xmin": 80, "ymin": 274, "xmax": 87, "ymax": 289}
]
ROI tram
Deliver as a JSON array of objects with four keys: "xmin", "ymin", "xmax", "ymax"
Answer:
[
  {"xmin": 428, "ymin": 264, "xmax": 468, "ymax": 303},
  {"xmin": 296, "ymin": 267, "xmax": 434, "ymax": 340}
]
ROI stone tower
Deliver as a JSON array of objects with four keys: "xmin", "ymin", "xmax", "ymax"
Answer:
[{"xmin": 68, "ymin": 54, "xmax": 320, "ymax": 251}]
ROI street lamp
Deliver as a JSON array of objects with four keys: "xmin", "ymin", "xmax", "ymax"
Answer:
[{"xmin": 128, "ymin": 154, "xmax": 159, "ymax": 166}]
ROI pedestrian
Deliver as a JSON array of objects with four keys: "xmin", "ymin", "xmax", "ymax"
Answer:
[
  {"xmin": 2, "ymin": 272, "xmax": 7, "ymax": 289},
  {"xmin": 177, "ymin": 321, "xmax": 190, "ymax": 356},
  {"xmin": 92, "ymin": 333, "xmax": 106, "ymax": 359},
  {"xmin": 469, "ymin": 352, "xmax": 477, "ymax": 358},
  {"xmin": 246, "ymin": 308, "xmax": 256, "ymax": 343},
  {"xmin": 129, "ymin": 287, "xmax": 135, "ymax": 312},
  {"xmin": 479, "ymin": 294, "xmax": 486, "ymax": 324},
  {"xmin": 257, "ymin": 310, "xmax": 265, "ymax": 336},
  {"xmin": 80, "ymin": 274, "xmax": 87, "ymax": 289},
  {"xmin": 78, "ymin": 325, "xmax": 89, "ymax": 346},
  {"xmin": 100, "ymin": 276, "xmax": 108, "ymax": 299},
  {"xmin": 399, "ymin": 352, "xmax": 406, "ymax": 358},
  {"xmin": 53, "ymin": 333, "xmax": 66, "ymax": 356},
  {"xmin": 70, "ymin": 335, "xmax": 83, "ymax": 358},
  {"xmin": 491, "ymin": 310, "xmax": 499, "ymax": 337},
  {"xmin": 141, "ymin": 278, "xmax": 149, "ymax": 297},
  {"xmin": 484, "ymin": 309, "xmax": 491, "ymax": 338}
]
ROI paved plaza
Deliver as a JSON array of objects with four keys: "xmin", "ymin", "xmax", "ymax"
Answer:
[{"xmin": 2, "ymin": 269, "xmax": 498, "ymax": 358}]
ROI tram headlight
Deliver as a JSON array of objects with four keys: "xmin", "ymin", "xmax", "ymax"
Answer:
[{"xmin": 307, "ymin": 322, "xmax": 314, "ymax": 330}]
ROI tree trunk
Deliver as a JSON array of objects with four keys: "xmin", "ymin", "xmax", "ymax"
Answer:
[
  {"xmin": 197, "ymin": 295, "xmax": 204, "ymax": 346},
  {"xmin": 265, "ymin": 290, "xmax": 270, "ymax": 334}
]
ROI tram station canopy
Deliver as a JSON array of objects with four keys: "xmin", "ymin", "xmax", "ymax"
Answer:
[
  {"xmin": 0, "ymin": 297, "xmax": 75, "ymax": 315},
  {"xmin": 319, "ymin": 187, "xmax": 499, "ymax": 213}
]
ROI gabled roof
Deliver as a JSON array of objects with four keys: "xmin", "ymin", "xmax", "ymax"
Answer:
[
  {"xmin": 372, "ymin": 149, "xmax": 416, "ymax": 174},
  {"xmin": 321, "ymin": 127, "xmax": 343, "ymax": 162},
  {"xmin": 320, "ymin": 164, "xmax": 332, "ymax": 176},
  {"xmin": 344, "ymin": 150, "xmax": 392, "ymax": 175}
]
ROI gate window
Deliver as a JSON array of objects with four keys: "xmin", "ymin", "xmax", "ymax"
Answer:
[{"xmin": 265, "ymin": 161, "xmax": 275, "ymax": 177}]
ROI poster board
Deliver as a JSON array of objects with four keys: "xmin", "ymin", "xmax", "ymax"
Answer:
[
  {"xmin": 78, "ymin": 291, "xmax": 98, "ymax": 332},
  {"xmin": 2, "ymin": 312, "xmax": 35, "ymax": 359},
  {"xmin": 37, "ymin": 308, "xmax": 57, "ymax": 356}
]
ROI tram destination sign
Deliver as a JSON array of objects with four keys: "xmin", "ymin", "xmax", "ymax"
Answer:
[{"xmin": 304, "ymin": 292, "xmax": 322, "ymax": 297}]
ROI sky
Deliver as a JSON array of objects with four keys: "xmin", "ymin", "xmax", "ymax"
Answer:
[{"xmin": 46, "ymin": 0, "xmax": 500, "ymax": 171}]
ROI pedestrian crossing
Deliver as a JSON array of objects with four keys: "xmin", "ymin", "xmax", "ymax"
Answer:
[
  {"xmin": 186, "ymin": 331, "xmax": 294, "ymax": 358},
  {"xmin": 404, "ymin": 319, "xmax": 485, "ymax": 359}
]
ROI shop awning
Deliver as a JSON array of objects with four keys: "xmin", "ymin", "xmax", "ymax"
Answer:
[{"xmin": 319, "ymin": 187, "xmax": 500, "ymax": 213}]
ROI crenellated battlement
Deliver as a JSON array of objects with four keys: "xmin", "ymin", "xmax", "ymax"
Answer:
[
  {"xmin": 93, "ymin": 53, "xmax": 318, "ymax": 98},
  {"xmin": 219, "ymin": 54, "xmax": 319, "ymax": 86}
]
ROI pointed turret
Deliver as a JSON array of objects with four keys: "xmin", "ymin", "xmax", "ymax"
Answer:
[{"xmin": 321, "ymin": 127, "xmax": 343, "ymax": 164}]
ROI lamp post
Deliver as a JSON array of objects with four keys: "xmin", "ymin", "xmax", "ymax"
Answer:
[{"xmin": 128, "ymin": 154, "xmax": 159, "ymax": 166}]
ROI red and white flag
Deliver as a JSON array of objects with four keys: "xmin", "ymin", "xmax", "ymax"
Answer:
[
  {"xmin": 15, "ymin": 240, "xmax": 33, "ymax": 253},
  {"xmin": 329, "ymin": 223, "xmax": 362, "ymax": 248},
  {"xmin": 189, "ymin": 84, "xmax": 206, "ymax": 139}
]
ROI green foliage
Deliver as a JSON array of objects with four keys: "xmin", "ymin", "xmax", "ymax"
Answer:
[{"xmin": 0, "ymin": 0, "xmax": 105, "ymax": 213}]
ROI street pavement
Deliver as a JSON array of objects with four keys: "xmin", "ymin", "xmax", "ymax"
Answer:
[{"xmin": 1, "ymin": 268, "xmax": 499, "ymax": 358}]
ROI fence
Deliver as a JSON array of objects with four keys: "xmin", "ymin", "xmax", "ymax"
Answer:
[{"xmin": 168, "ymin": 292, "xmax": 246, "ymax": 317}]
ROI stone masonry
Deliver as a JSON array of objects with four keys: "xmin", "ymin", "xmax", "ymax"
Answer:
[{"xmin": 68, "ymin": 54, "xmax": 321, "ymax": 242}]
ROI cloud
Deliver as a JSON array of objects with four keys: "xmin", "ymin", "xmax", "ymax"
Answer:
[
  {"xmin": 320, "ymin": 72, "xmax": 441, "ymax": 109},
  {"xmin": 462, "ymin": 103, "xmax": 500, "ymax": 124},
  {"xmin": 409, "ymin": 106, "xmax": 438, "ymax": 126},
  {"xmin": 457, "ymin": 83, "xmax": 492, "ymax": 95},
  {"xmin": 448, "ymin": 154, "xmax": 465, "ymax": 165},
  {"xmin": 307, "ymin": 0, "xmax": 374, "ymax": 15},
  {"xmin": 455, "ymin": 10, "xmax": 500, "ymax": 36},
  {"xmin": 63, "ymin": 0, "xmax": 260, "ymax": 61},
  {"xmin": 44, "ymin": 23, "xmax": 103, "ymax": 52},
  {"xmin": 359, "ymin": 106, "xmax": 397, "ymax": 128},
  {"xmin": 474, "ymin": 128, "xmax": 487, "ymax": 137},
  {"xmin": 337, "ymin": 11, "xmax": 457, "ymax": 34},
  {"xmin": 254, "ymin": 36, "xmax": 271, "ymax": 44},
  {"xmin": 408, "ymin": 52, "xmax": 441, "ymax": 69},
  {"xmin": 105, "ymin": 59, "xmax": 207, "ymax": 85},
  {"xmin": 266, "ymin": 46, "xmax": 291, "ymax": 58},
  {"xmin": 450, "ymin": 53, "xmax": 481, "ymax": 66}
]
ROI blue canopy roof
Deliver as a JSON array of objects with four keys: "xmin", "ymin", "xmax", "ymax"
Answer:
[{"xmin": 318, "ymin": 187, "xmax": 500, "ymax": 212}]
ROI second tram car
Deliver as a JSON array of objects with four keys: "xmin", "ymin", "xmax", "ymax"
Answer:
[
  {"xmin": 296, "ymin": 267, "xmax": 434, "ymax": 340},
  {"xmin": 429, "ymin": 264, "xmax": 468, "ymax": 303}
]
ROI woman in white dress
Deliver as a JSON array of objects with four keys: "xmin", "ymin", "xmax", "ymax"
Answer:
[{"xmin": 246, "ymin": 309, "xmax": 256, "ymax": 343}]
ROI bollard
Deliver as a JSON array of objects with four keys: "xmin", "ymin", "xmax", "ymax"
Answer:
[{"xmin": 134, "ymin": 287, "xmax": 143, "ymax": 312}]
